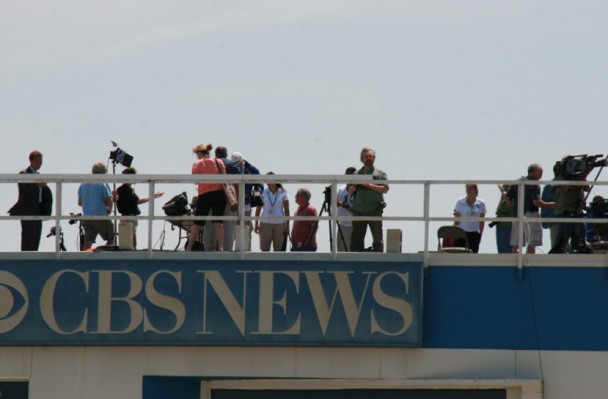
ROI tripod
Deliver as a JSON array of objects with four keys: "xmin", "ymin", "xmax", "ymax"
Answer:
[
  {"xmin": 317, "ymin": 199, "xmax": 348, "ymax": 252},
  {"xmin": 47, "ymin": 227, "xmax": 67, "ymax": 251},
  {"xmin": 111, "ymin": 159, "xmax": 120, "ymax": 242}
]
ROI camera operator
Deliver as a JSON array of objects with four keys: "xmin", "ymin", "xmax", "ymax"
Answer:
[
  {"xmin": 549, "ymin": 156, "xmax": 595, "ymax": 254},
  {"xmin": 505, "ymin": 163, "xmax": 555, "ymax": 254}
]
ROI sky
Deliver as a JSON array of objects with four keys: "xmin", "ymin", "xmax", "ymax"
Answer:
[{"xmin": 1, "ymin": 0, "xmax": 608, "ymax": 253}]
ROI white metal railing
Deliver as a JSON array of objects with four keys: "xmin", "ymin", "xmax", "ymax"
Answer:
[{"xmin": 1, "ymin": 174, "xmax": 607, "ymax": 268}]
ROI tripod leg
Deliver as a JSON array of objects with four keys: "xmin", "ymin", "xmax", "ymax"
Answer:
[
  {"xmin": 318, "ymin": 201, "xmax": 334, "ymax": 252},
  {"xmin": 337, "ymin": 224, "xmax": 348, "ymax": 251}
]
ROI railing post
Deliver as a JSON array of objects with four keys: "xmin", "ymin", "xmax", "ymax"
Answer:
[
  {"xmin": 423, "ymin": 181, "xmax": 430, "ymax": 268},
  {"xmin": 517, "ymin": 180, "xmax": 525, "ymax": 273},
  {"xmin": 238, "ymin": 180, "xmax": 246, "ymax": 260},
  {"xmin": 147, "ymin": 181, "xmax": 155, "ymax": 258},
  {"xmin": 330, "ymin": 182, "xmax": 338, "ymax": 261},
  {"xmin": 55, "ymin": 181, "xmax": 62, "ymax": 259}
]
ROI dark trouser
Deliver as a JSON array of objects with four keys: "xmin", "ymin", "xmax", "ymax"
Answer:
[
  {"xmin": 496, "ymin": 226, "xmax": 512, "ymax": 254},
  {"xmin": 21, "ymin": 220, "xmax": 42, "ymax": 251},
  {"xmin": 350, "ymin": 210, "xmax": 384, "ymax": 252},
  {"xmin": 456, "ymin": 231, "xmax": 481, "ymax": 253},
  {"xmin": 551, "ymin": 212, "xmax": 586, "ymax": 253}
]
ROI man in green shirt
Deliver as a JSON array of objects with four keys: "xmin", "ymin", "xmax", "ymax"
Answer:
[{"xmin": 348, "ymin": 147, "xmax": 389, "ymax": 252}]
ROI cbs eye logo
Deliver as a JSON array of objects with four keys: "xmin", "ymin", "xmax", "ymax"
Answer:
[{"xmin": 0, "ymin": 271, "xmax": 29, "ymax": 333}]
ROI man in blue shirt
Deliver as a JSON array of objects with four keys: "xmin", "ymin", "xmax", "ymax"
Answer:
[{"xmin": 78, "ymin": 162, "xmax": 115, "ymax": 250}]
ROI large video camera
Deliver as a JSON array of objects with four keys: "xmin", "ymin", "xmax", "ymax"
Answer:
[{"xmin": 554, "ymin": 154, "xmax": 608, "ymax": 180}]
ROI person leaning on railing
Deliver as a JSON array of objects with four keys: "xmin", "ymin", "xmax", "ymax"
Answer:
[{"xmin": 115, "ymin": 167, "xmax": 164, "ymax": 250}]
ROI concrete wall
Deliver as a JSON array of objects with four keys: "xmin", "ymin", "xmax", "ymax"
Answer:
[{"xmin": 2, "ymin": 346, "xmax": 605, "ymax": 399}]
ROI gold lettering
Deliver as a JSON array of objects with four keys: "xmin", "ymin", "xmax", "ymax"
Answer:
[
  {"xmin": 40, "ymin": 270, "xmax": 88, "ymax": 335},
  {"xmin": 252, "ymin": 271, "xmax": 301, "ymax": 335},
  {"xmin": 94, "ymin": 270, "xmax": 143, "ymax": 334},
  {"xmin": 305, "ymin": 271, "xmax": 374, "ymax": 336},
  {"xmin": 197, "ymin": 271, "xmax": 250, "ymax": 335},
  {"xmin": 143, "ymin": 271, "xmax": 185, "ymax": 334},
  {"xmin": 371, "ymin": 271, "xmax": 413, "ymax": 336}
]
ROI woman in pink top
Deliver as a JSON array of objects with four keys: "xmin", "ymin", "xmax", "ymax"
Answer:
[{"xmin": 186, "ymin": 144, "xmax": 227, "ymax": 251}]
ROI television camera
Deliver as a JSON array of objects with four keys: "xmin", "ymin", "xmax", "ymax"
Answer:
[{"xmin": 554, "ymin": 154, "xmax": 608, "ymax": 180}]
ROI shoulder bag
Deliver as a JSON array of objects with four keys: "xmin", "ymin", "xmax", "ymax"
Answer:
[{"xmin": 215, "ymin": 159, "xmax": 238, "ymax": 212}]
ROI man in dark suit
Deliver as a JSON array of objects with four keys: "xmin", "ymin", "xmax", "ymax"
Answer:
[{"xmin": 8, "ymin": 151, "xmax": 52, "ymax": 251}]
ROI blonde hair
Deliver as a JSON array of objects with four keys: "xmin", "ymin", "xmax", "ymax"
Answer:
[{"xmin": 192, "ymin": 144, "xmax": 213, "ymax": 155}]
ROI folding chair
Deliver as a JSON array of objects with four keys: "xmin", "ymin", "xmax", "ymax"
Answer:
[{"xmin": 437, "ymin": 225, "xmax": 472, "ymax": 253}]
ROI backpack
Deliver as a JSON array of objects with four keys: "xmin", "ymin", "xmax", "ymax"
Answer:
[{"xmin": 162, "ymin": 192, "xmax": 189, "ymax": 216}]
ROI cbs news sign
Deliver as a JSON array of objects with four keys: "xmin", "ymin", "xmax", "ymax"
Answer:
[{"xmin": 0, "ymin": 260, "xmax": 422, "ymax": 346}]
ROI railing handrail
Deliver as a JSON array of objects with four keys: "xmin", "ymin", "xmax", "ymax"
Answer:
[{"xmin": 2, "ymin": 174, "xmax": 606, "ymax": 264}]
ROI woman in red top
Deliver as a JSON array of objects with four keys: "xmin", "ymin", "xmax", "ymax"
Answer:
[{"xmin": 186, "ymin": 144, "xmax": 227, "ymax": 251}]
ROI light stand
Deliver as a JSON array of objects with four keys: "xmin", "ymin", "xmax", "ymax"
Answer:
[{"xmin": 109, "ymin": 141, "xmax": 134, "ymax": 247}]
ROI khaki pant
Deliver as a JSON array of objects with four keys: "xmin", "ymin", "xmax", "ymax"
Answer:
[{"xmin": 259, "ymin": 222, "xmax": 285, "ymax": 251}]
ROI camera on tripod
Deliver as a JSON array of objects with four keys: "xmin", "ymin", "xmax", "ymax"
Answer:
[
  {"xmin": 46, "ymin": 226, "xmax": 61, "ymax": 238},
  {"xmin": 323, "ymin": 185, "xmax": 332, "ymax": 204},
  {"xmin": 68, "ymin": 212, "xmax": 81, "ymax": 225},
  {"xmin": 554, "ymin": 154, "xmax": 608, "ymax": 180}
]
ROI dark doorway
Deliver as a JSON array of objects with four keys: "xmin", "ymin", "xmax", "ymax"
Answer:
[
  {"xmin": 0, "ymin": 381, "xmax": 28, "ymax": 399},
  {"xmin": 213, "ymin": 388, "xmax": 507, "ymax": 399}
]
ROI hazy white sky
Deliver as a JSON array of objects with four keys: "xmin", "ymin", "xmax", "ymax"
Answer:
[{"xmin": 1, "ymin": 0, "xmax": 607, "ymax": 253}]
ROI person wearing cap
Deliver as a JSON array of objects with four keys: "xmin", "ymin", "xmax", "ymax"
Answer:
[{"xmin": 231, "ymin": 151, "xmax": 263, "ymax": 251}]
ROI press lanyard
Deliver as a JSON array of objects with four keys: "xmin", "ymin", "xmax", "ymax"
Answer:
[{"xmin": 266, "ymin": 189, "xmax": 279, "ymax": 208}]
